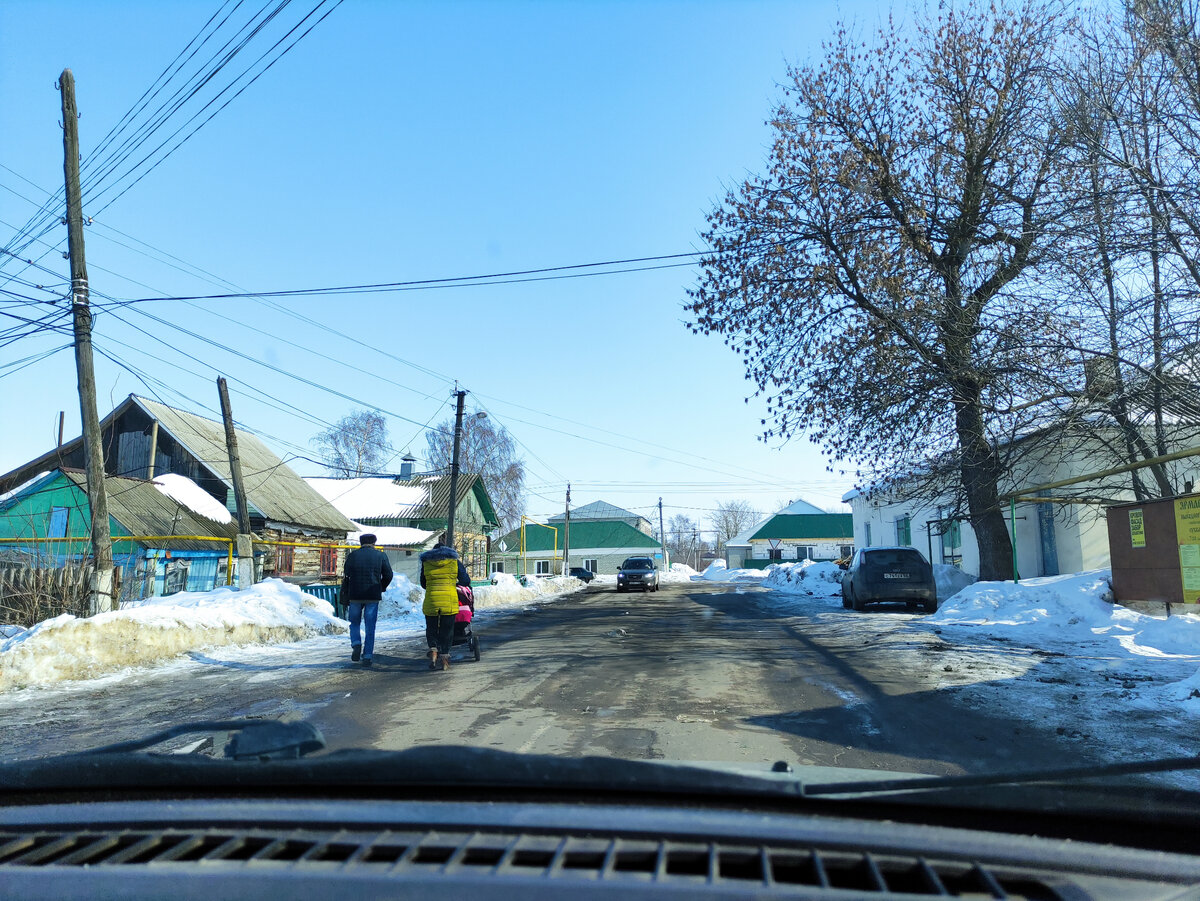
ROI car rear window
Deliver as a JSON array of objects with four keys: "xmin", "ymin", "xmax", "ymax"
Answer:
[{"xmin": 864, "ymin": 550, "xmax": 925, "ymax": 569}]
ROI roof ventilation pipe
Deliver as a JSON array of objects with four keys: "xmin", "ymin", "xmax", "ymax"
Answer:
[{"xmin": 399, "ymin": 455, "xmax": 416, "ymax": 480}]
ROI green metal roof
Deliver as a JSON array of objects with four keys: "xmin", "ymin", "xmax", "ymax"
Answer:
[
  {"xmin": 748, "ymin": 513, "xmax": 853, "ymax": 542},
  {"xmin": 498, "ymin": 519, "xmax": 660, "ymax": 553}
]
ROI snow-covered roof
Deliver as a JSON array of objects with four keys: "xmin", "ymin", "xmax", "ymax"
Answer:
[
  {"xmin": 305, "ymin": 477, "xmax": 428, "ymax": 520},
  {"xmin": 349, "ymin": 523, "xmax": 436, "ymax": 548},
  {"xmin": 152, "ymin": 473, "xmax": 232, "ymax": 524},
  {"xmin": 726, "ymin": 516, "xmax": 771, "ymax": 548}
]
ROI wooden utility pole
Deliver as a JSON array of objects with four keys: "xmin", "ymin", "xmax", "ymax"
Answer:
[
  {"xmin": 61, "ymin": 69, "xmax": 113, "ymax": 614},
  {"xmin": 446, "ymin": 390, "xmax": 466, "ymax": 551},
  {"xmin": 562, "ymin": 483, "xmax": 571, "ymax": 576},
  {"xmin": 658, "ymin": 497, "xmax": 667, "ymax": 569},
  {"xmin": 217, "ymin": 377, "xmax": 255, "ymax": 588}
]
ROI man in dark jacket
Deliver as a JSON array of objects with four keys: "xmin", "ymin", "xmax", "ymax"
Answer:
[{"xmin": 341, "ymin": 533, "xmax": 393, "ymax": 667}]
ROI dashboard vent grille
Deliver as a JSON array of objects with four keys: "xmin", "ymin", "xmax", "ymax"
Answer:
[{"xmin": 0, "ymin": 827, "xmax": 1058, "ymax": 897}]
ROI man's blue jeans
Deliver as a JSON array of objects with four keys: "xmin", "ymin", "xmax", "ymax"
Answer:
[{"xmin": 347, "ymin": 601, "xmax": 380, "ymax": 659}]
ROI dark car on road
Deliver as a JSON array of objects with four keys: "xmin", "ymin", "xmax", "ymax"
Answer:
[
  {"xmin": 568, "ymin": 567, "xmax": 595, "ymax": 583},
  {"xmin": 616, "ymin": 556, "xmax": 659, "ymax": 592},
  {"xmin": 841, "ymin": 546, "xmax": 937, "ymax": 613}
]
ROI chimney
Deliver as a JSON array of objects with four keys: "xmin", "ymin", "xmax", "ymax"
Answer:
[{"xmin": 400, "ymin": 454, "xmax": 416, "ymax": 480}]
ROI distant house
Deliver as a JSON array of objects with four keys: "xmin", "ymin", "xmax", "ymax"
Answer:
[
  {"xmin": 0, "ymin": 469, "xmax": 239, "ymax": 599},
  {"xmin": 494, "ymin": 501, "xmax": 661, "ymax": 577},
  {"xmin": 304, "ymin": 469, "xmax": 499, "ymax": 581},
  {"xmin": 0, "ymin": 395, "xmax": 356, "ymax": 585},
  {"xmin": 730, "ymin": 499, "xmax": 854, "ymax": 568}
]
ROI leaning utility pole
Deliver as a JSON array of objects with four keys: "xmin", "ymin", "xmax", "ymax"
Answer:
[
  {"xmin": 445, "ymin": 389, "xmax": 467, "ymax": 551},
  {"xmin": 61, "ymin": 69, "xmax": 113, "ymax": 615},
  {"xmin": 562, "ymin": 483, "xmax": 571, "ymax": 576},
  {"xmin": 217, "ymin": 377, "xmax": 254, "ymax": 588}
]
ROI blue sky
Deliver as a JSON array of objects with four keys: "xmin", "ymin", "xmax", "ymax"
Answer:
[{"xmin": 1, "ymin": 0, "xmax": 885, "ymax": 530}]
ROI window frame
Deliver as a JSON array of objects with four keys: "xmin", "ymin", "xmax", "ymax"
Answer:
[
  {"xmin": 535, "ymin": 560, "xmax": 550, "ymax": 575},
  {"xmin": 319, "ymin": 546, "xmax": 337, "ymax": 577},
  {"xmin": 583, "ymin": 558, "xmax": 598, "ymax": 573},
  {"xmin": 277, "ymin": 544, "xmax": 294, "ymax": 576}
]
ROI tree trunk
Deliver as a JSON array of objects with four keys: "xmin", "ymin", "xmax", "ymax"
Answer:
[{"xmin": 955, "ymin": 396, "xmax": 1014, "ymax": 581}]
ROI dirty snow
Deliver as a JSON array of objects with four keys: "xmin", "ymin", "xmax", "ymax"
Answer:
[
  {"xmin": 0, "ymin": 579, "xmax": 342, "ymax": 691},
  {"xmin": 761, "ymin": 560, "xmax": 844, "ymax": 597},
  {"xmin": 933, "ymin": 563, "xmax": 976, "ymax": 600},
  {"xmin": 759, "ymin": 566, "xmax": 1200, "ymax": 788},
  {"xmin": 152, "ymin": 473, "xmax": 234, "ymax": 524},
  {"xmin": 0, "ymin": 569, "xmax": 589, "ymax": 694}
]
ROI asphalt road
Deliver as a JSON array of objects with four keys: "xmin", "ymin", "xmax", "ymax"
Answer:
[{"xmin": 0, "ymin": 580, "xmax": 1102, "ymax": 775}]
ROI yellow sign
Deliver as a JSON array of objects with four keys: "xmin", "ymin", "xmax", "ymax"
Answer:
[
  {"xmin": 1175, "ymin": 498, "xmax": 1200, "ymax": 603},
  {"xmin": 1129, "ymin": 509, "xmax": 1145, "ymax": 548}
]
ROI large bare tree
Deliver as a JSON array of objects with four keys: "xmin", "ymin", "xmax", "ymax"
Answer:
[
  {"xmin": 688, "ymin": 1, "xmax": 1077, "ymax": 579},
  {"xmin": 424, "ymin": 409, "xmax": 526, "ymax": 534},
  {"xmin": 709, "ymin": 500, "xmax": 760, "ymax": 557},
  {"xmin": 312, "ymin": 410, "xmax": 391, "ymax": 478}
]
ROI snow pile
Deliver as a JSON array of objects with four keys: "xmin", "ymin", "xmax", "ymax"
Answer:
[
  {"xmin": 934, "ymin": 563, "xmax": 976, "ymax": 601},
  {"xmin": 378, "ymin": 574, "xmax": 422, "ymax": 619},
  {"xmin": 152, "ymin": 473, "xmax": 233, "ymax": 524},
  {"xmin": 923, "ymin": 569, "xmax": 1200, "ymax": 722},
  {"xmin": 695, "ymin": 561, "xmax": 768, "ymax": 582},
  {"xmin": 474, "ymin": 574, "xmax": 583, "ymax": 608},
  {"xmin": 928, "ymin": 571, "xmax": 1117, "ymax": 640},
  {"xmin": 661, "ymin": 563, "xmax": 698, "ymax": 584},
  {"xmin": 0, "ymin": 579, "xmax": 345, "ymax": 692},
  {"xmin": 762, "ymin": 560, "xmax": 844, "ymax": 598}
]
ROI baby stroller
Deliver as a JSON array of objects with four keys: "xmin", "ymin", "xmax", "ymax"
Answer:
[{"xmin": 450, "ymin": 585, "xmax": 481, "ymax": 662}]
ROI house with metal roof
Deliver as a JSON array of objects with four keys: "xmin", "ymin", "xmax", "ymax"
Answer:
[
  {"xmin": 0, "ymin": 469, "xmax": 240, "ymax": 600},
  {"xmin": 304, "ymin": 472, "xmax": 499, "ymax": 580},
  {"xmin": 732, "ymin": 499, "xmax": 854, "ymax": 568},
  {"xmin": 493, "ymin": 503, "xmax": 662, "ymax": 577},
  {"xmin": 0, "ymin": 395, "xmax": 356, "ymax": 585}
]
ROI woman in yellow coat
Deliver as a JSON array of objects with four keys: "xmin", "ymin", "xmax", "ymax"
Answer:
[{"xmin": 419, "ymin": 540, "xmax": 471, "ymax": 671}]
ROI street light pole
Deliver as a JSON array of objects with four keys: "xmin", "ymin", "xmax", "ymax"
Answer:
[{"xmin": 446, "ymin": 390, "xmax": 466, "ymax": 550}]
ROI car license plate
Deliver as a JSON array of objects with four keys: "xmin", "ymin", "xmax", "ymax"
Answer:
[{"xmin": 883, "ymin": 573, "xmax": 910, "ymax": 579}]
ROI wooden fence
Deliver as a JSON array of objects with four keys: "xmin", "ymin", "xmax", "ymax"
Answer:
[{"xmin": 0, "ymin": 561, "xmax": 106, "ymax": 627}]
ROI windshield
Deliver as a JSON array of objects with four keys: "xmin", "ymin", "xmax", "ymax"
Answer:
[{"xmin": 3, "ymin": 0, "xmax": 1200, "ymax": 821}]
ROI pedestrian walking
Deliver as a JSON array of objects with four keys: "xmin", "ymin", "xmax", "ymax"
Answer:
[
  {"xmin": 420, "ymin": 539, "xmax": 471, "ymax": 671},
  {"xmin": 341, "ymin": 533, "xmax": 393, "ymax": 667}
]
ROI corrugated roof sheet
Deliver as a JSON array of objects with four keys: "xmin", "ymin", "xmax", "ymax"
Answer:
[
  {"xmin": 133, "ymin": 397, "xmax": 355, "ymax": 533},
  {"xmin": 548, "ymin": 500, "xmax": 645, "ymax": 523},
  {"xmin": 748, "ymin": 513, "xmax": 854, "ymax": 542},
  {"xmin": 388, "ymin": 472, "xmax": 499, "ymax": 528},
  {"xmin": 63, "ymin": 471, "xmax": 238, "ymax": 550},
  {"xmin": 498, "ymin": 519, "xmax": 660, "ymax": 553}
]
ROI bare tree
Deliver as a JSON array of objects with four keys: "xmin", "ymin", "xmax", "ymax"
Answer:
[
  {"xmin": 688, "ymin": 0, "xmax": 1079, "ymax": 579},
  {"xmin": 424, "ymin": 409, "xmax": 525, "ymax": 533},
  {"xmin": 710, "ymin": 500, "xmax": 760, "ymax": 556},
  {"xmin": 312, "ymin": 410, "xmax": 391, "ymax": 477},
  {"xmin": 666, "ymin": 513, "xmax": 697, "ymax": 565}
]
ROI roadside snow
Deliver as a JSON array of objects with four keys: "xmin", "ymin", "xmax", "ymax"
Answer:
[
  {"xmin": 152, "ymin": 473, "xmax": 233, "ymax": 524},
  {"xmin": 695, "ymin": 560, "xmax": 768, "ymax": 582},
  {"xmin": 0, "ymin": 579, "xmax": 343, "ymax": 691},
  {"xmin": 661, "ymin": 563, "xmax": 698, "ymax": 584},
  {"xmin": 761, "ymin": 560, "xmax": 844, "ymax": 598},
  {"xmin": 934, "ymin": 563, "xmax": 976, "ymax": 601}
]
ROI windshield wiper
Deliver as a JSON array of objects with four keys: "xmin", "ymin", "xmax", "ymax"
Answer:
[
  {"xmin": 76, "ymin": 719, "xmax": 325, "ymax": 761},
  {"xmin": 801, "ymin": 756, "xmax": 1200, "ymax": 797}
]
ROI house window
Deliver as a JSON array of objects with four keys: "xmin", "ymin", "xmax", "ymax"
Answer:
[
  {"xmin": 48, "ymin": 507, "xmax": 69, "ymax": 538},
  {"xmin": 277, "ymin": 545, "xmax": 294, "ymax": 575},
  {"xmin": 320, "ymin": 546, "xmax": 337, "ymax": 577},
  {"xmin": 839, "ymin": 545, "xmax": 853, "ymax": 558},
  {"xmin": 864, "ymin": 523, "xmax": 871, "ymax": 547},
  {"xmin": 491, "ymin": 562, "xmax": 504, "ymax": 574},
  {"xmin": 583, "ymin": 558, "xmax": 598, "ymax": 573},
  {"xmin": 796, "ymin": 546, "xmax": 813, "ymax": 561},
  {"xmin": 535, "ymin": 560, "xmax": 550, "ymax": 575},
  {"xmin": 896, "ymin": 516, "xmax": 911, "ymax": 546},
  {"xmin": 768, "ymin": 548, "xmax": 782, "ymax": 561}
]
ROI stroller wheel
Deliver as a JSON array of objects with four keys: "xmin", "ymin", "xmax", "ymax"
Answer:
[{"xmin": 471, "ymin": 635, "xmax": 481, "ymax": 662}]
